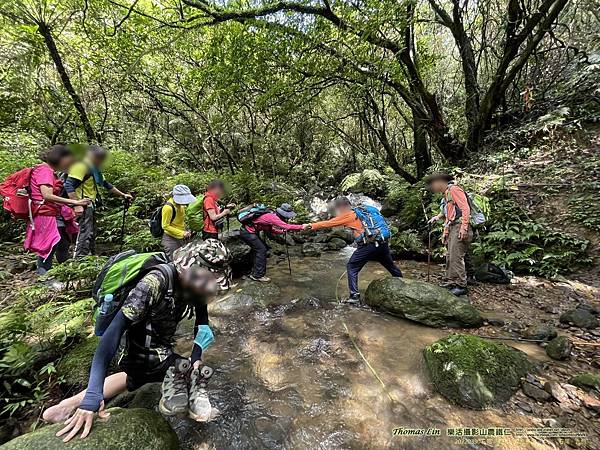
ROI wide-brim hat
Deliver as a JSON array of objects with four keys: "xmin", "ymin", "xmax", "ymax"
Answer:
[
  {"xmin": 424, "ymin": 172, "xmax": 454, "ymax": 184},
  {"xmin": 276, "ymin": 203, "xmax": 296, "ymax": 219},
  {"xmin": 172, "ymin": 184, "xmax": 196, "ymax": 205}
]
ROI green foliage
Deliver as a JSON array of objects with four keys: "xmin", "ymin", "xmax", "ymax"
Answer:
[
  {"xmin": 390, "ymin": 229, "xmax": 425, "ymax": 255},
  {"xmin": 44, "ymin": 256, "xmax": 107, "ymax": 288},
  {"xmin": 340, "ymin": 169, "xmax": 386, "ymax": 196},
  {"xmin": 473, "ymin": 197, "xmax": 591, "ymax": 277},
  {"xmin": 568, "ymin": 189, "xmax": 600, "ymax": 231}
]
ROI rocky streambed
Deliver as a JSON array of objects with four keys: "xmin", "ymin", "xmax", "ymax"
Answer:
[{"xmin": 3, "ymin": 248, "xmax": 599, "ymax": 450}]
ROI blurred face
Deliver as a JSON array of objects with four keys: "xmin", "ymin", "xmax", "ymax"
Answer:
[
  {"xmin": 429, "ymin": 179, "xmax": 448, "ymax": 193},
  {"xmin": 89, "ymin": 151, "xmax": 107, "ymax": 168},
  {"xmin": 213, "ymin": 186, "xmax": 225, "ymax": 199},
  {"xmin": 57, "ymin": 154, "xmax": 75, "ymax": 171},
  {"xmin": 334, "ymin": 204, "xmax": 351, "ymax": 216},
  {"xmin": 180, "ymin": 266, "xmax": 218, "ymax": 298}
]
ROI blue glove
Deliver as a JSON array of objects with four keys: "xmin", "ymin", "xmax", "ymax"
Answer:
[{"xmin": 194, "ymin": 325, "xmax": 215, "ymax": 350}]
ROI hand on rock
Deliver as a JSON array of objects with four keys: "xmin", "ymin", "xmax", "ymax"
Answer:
[{"xmin": 56, "ymin": 401, "xmax": 109, "ymax": 442}]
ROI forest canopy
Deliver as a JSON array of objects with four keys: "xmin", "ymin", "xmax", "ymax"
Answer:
[{"xmin": 1, "ymin": 0, "xmax": 597, "ymax": 183}]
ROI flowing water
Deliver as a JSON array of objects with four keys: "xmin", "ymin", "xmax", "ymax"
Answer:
[{"xmin": 173, "ymin": 250, "xmax": 553, "ymax": 450}]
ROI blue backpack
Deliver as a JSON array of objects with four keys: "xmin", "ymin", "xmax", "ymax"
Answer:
[
  {"xmin": 237, "ymin": 203, "xmax": 272, "ymax": 224},
  {"xmin": 353, "ymin": 206, "xmax": 391, "ymax": 244}
]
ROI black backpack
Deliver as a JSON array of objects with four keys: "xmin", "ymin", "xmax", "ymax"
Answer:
[
  {"xmin": 474, "ymin": 263, "xmax": 511, "ymax": 284},
  {"xmin": 149, "ymin": 203, "xmax": 176, "ymax": 238}
]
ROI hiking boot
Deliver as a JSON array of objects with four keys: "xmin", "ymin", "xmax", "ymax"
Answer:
[
  {"xmin": 250, "ymin": 275, "xmax": 271, "ymax": 283},
  {"xmin": 159, "ymin": 358, "xmax": 190, "ymax": 416},
  {"xmin": 340, "ymin": 294, "xmax": 362, "ymax": 306},
  {"xmin": 448, "ymin": 286, "xmax": 468, "ymax": 296},
  {"xmin": 188, "ymin": 365, "xmax": 217, "ymax": 422}
]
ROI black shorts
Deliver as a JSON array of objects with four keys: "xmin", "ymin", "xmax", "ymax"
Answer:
[{"xmin": 119, "ymin": 352, "xmax": 185, "ymax": 391}]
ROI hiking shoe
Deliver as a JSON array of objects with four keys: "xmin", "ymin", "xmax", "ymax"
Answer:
[
  {"xmin": 340, "ymin": 294, "xmax": 362, "ymax": 306},
  {"xmin": 250, "ymin": 275, "xmax": 271, "ymax": 283},
  {"xmin": 159, "ymin": 358, "xmax": 190, "ymax": 416},
  {"xmin": 449, "ymin": 286, "xmax": 468, "ymax": 296},
  {"xmin": 188, "ymin": 365, "xmax": 216, "ymax": 422}
]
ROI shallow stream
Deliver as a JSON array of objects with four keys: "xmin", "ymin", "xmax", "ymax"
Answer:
[{"xmin": 174, "ymin": 250, "xmax": 552, "ymax": 450}]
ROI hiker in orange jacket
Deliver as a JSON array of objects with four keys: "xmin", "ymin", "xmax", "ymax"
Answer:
[
  {"xmin": 426, "ymin": 173, "xmax": 472, "ymax": 296},
  {"xmin": 307, "ymin": 197, "xmax": 402, "ymax": 305}
]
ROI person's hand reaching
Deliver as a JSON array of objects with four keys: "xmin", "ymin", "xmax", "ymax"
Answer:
[{"xmin": 55, "ymin": 401, "xmax": 110, "ymax": 442}]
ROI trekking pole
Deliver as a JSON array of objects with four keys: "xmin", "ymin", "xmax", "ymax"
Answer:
[
  {"xmin": 284, "ymin": 232, "xmax": 292, "ymax": 276},
  {"xmin": 420, "ymin": 199, "xmax": 432, "ymax": 283},
  {"xmin": 119, "ymin": 199, "xmax": 129, "ymax": 252}
]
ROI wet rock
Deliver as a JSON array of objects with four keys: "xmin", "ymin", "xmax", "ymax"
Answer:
[
  {"xmin": 313, "ymin": 233, "xmax": 330, "ymax": 244},
  {"xmin": 516, "ymin": 401, "xmax": 533, "ymax": 413},
  {"xmin": 542, "ymin": 418, "xmax": 559, "ymax": 427},
  {"xmin": 545, "ymin": 336, "xmax": 572, "ymax": 360},
  {"xmin": 576, "ymin": 391, "xmax": 600, "ymax": 413},
  {"xmin": 327, "ymin": 228, "xmax": 354, "ymax": 244},
  {"xmin": 237, "ymin": 281, "xmax": 281, "ymax": 305},
  {"xmin": 221, "ymin": 233, "xmax": 252, "ymax": 276},
  {"xmin": 1, "ymin": 408, "xmax": 178, "ymax": 450},
  {"xmin": 365, "ymin": 278, "xmax": 484, "ymax": 328},
  {"xmin": 423, "ymin": 334, "xmax": 532, "ymax": 409},
  {"xmin": 302, "ymin": 242, "xmax": 324, "ymax": 257},
  {"xmin": 544, "ymin": 381, "xmax": 570, "ymax": 403},
  {"xmin": 210, "ymin": 293, "xmax": 257, "ymax": 315},
  {"xmin": 521, "ymin": 324, "xmax": 557, "ymax": 341},
  {"xmin": 522, "ymin": 381, "xmax": 551, "ymax": 401},
  {"xmin": 326, "ymin": 237, "xmax": 347, "ymax": 251},
  {"xmin": 568, "ymin": 373, "xmax": 600, "ymax": 392},
  {"xmin": 559, "ymin": 308, "xmax": 599, "ymax": 329},
  {"xmin": 108, "ymin": 383, "xmax": 161, "ymax": 410},
  {"xmin": 486, "ymin": 318, "xmax": 506, "ymax": 327}
]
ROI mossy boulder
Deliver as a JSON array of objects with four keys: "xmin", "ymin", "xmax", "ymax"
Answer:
[
  {"xmin": 57, "ymin": 337, "xmax": 101, "ymax": 389},
  {"xmin": 0, "ymin": 408, "xmax": 178, "ymax": 450},
  {"xmin": 545, "ymin": 336, "xmax": 572, "ymax": 360},
  {"xmin": 559, "ymin": 308, "xmax": 598, "ymax": 329},
  {"xmin": 364, "ymin": 278, "xmax": 483, "ymax": 328},
  {"xmin": 423, "ymin": 334, "xmax": 533, "ymax": 409},
  {"xmin": 568, "ymin": 373, "xmax": 600, "ymax": 392}
]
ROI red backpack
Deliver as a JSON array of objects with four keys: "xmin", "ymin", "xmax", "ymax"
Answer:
[{"xmin": 0, "ymin": 167, "xmax": 35, "ymax": 220}]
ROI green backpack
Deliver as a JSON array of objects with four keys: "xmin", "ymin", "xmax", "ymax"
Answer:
[
  {"xmin": 92, "ymin": 250, "xmax": 174, "ymax": 336},
  {"xmin": 186, "ymin": 194, "xmax": 205, "ymax": 233}
]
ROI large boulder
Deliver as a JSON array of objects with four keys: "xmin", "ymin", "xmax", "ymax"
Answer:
[
  {"xmin": 57, "ymin": 337, "xmax": 101, "ymax": 389},
  {"xmin": 221, "ymin": 233, "xmax": 252, "ymax": 276},
  {"xmin": 521, "ymin": 324, "xmax": 557, "ymax": 341},
  {"xmin": 326, "ymin": 238, "xmax": 347, "ymax": 251},
  {"xmin": 0, "ymin": 408, "xmax": 178, "ymax": 450},
  {"xmin": 424, "ymin": 334, "xmax": 533, "ymax": 409},
  {"xmin": 364, "ymin": 278, "xmax": 483, "ymax": 328},
  {"xmin": 559, "ymin": 308, "xmax": 599, "ymax": 329},
  {"xmin": 545, "ymin": 336, "xmax": 572, "ymax": 360}
]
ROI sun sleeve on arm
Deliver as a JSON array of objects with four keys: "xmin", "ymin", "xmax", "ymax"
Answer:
[{"xmin": 310, "ymin": 211, "xmax": 355, "ymax": 230}]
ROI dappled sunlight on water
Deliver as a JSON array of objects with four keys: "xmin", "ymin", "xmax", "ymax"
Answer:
[{"xmin": 173, "ymin": 252, "xmax": 554, "ymax": 450}]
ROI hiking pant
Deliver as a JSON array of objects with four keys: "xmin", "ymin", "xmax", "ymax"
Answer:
[
  {"xmin": 37, "ymin": 227, "xmax": 71, "ymax": 275},
  {"xmin": 74, "ymin": 207, "xmax": 96, "ymax": 257},
  {"xmin": 445, "ymin": 224, "xmax": 473, "ymax": 288},
  {"xmin": 347, "ymin": 242, "xmax": 402, "ymax": 296},
  {"xmin": 162, "ymin": 234, "xmax": 188, "ymax": 260},
  {"xmin": 240, "ymin": 228, "xmax": 267, "ymax": 278}
]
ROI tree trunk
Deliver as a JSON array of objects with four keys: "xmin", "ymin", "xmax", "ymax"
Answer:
[
  {"xmin": 37, "ymin": 21, "xmax": 97, "ymax": 143},
  {"xmin": 413, "ymin": 113, "xmax": 431, "ymax": 179}
]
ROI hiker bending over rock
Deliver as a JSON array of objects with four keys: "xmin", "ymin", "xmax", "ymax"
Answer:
[
  {"xmin": 42, "ymin": 240, "xmax": 231, "ymax": 442},
  {"xmin": 238, "ymin": 203, "xmax": 307, "ymax": 282},
  {"xmin": 65, "ymin": 145, "xmax": 132, "ymax": 257},
  {"xmin": 305, "ymin": 196, "xmax": 402, "ymax": 305}
]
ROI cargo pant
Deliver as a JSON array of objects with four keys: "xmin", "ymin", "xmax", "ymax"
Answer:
[
  {"xmin": 162, "ymin": 233, "xmax": 189, "ymax": 260},
  {"xmin": 74, "ymin": 207, "xmax": 96, "ymax": 257},
  {"xmin": 444, "ymin": 224, "xmax": 473, "ymax": 288}
]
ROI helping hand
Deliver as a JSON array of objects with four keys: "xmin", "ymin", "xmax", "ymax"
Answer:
[
  {"xmin": 226, "ymin": 203, "xmax": 236, "ymax": 209},
  {"xmin": 55, "ymin": 402, "xmax": 109, "ymax": 442},
  {"xmin": 75, "ymin": 199, "xmax": 92, "ymax": 208},
  {"xmin": 458, "ymin": 229, "xmax": 468, "ymax": 241},
  {"xmin": 428, "ymin": 215, "xmax": 440, "ymax": 224},
  {"xmin": 302, "ymin": 224, "xmax": 311, "ymax": 230},
  {"xmin": 441, "ymin": 234, "xmax": 448, "ymax": 245},
  {"xmin": 223, "ymin": 208, "xmax": 231, "ymax": 216}
]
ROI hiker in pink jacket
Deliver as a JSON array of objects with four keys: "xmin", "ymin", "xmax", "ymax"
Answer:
[
  {"xmin": 24, "ymin": 145, "xmax": 91, "ymax": 275},
  {"xmin": 240, "ymin": 203, "xmax": 307, "ymax": 282}
]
